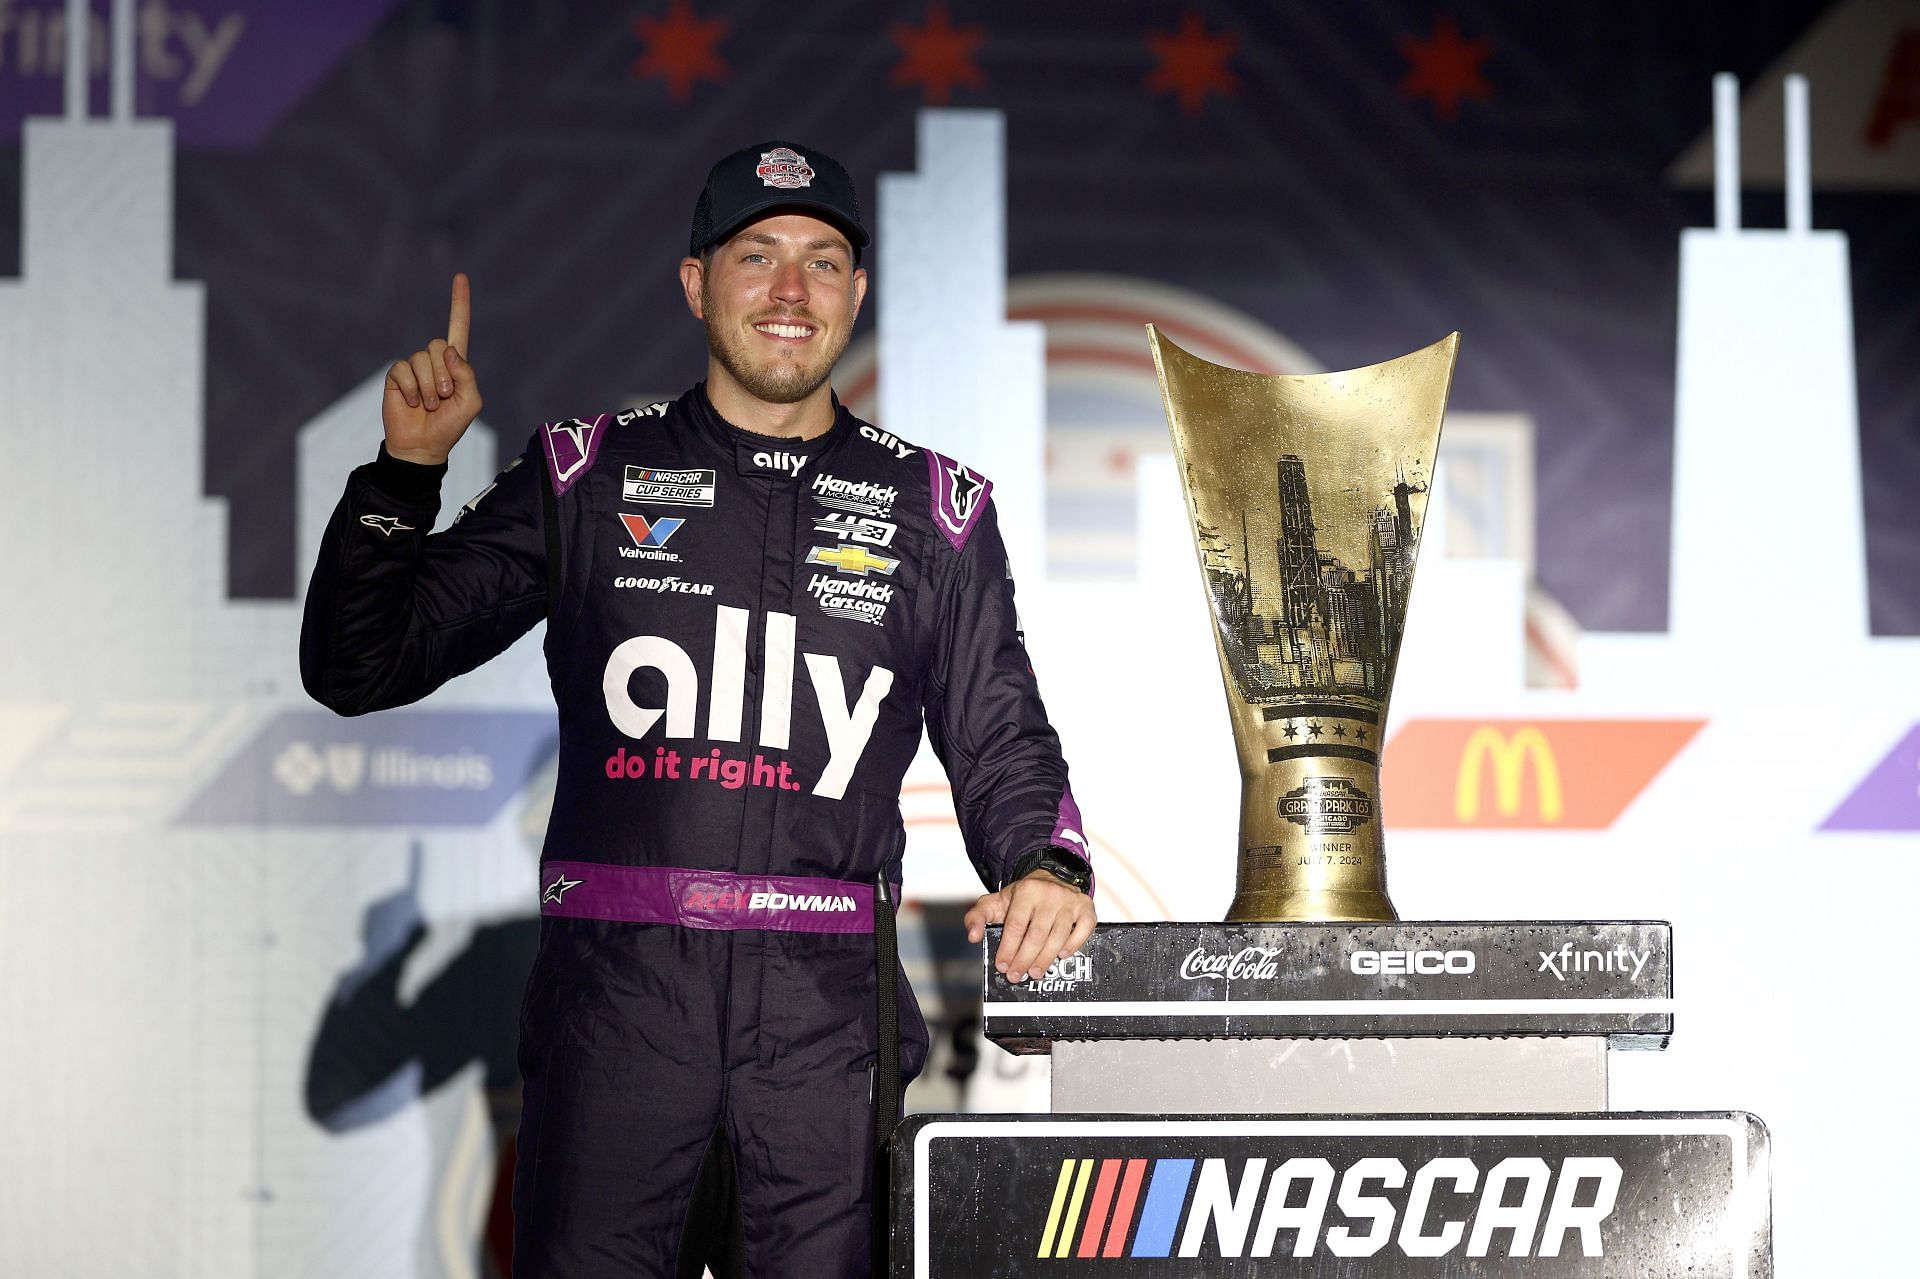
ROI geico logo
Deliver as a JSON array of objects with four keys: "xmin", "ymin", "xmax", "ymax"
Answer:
[
  {"xmin": 1350, "ymin": 949, "xmax": 1475, "ymax": 976},
  {"xmin": 602, "ymin": 605, "xmax": 896, "ymax": 800},
  {"xmin": 1041, "ymin": 1154, "xmax": 1623, "ymax": 1260}
]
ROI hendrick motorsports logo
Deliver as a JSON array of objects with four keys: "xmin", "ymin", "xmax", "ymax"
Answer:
[
  {"xmin": 1278, "ymin": 776, "xmax": 1374, "ymax": 834},
  {"xmin": 811, "ymin": 472, "xmax": 897, "ymax": 518}
]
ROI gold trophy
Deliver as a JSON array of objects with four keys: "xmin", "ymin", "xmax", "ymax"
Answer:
[{"xmin": 1148, "ymin": 329, "xmax": 1460, "ymax": 922}]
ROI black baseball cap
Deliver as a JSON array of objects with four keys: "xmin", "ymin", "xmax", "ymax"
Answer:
[{"xmin": 689, "ymin": 140, "xmax": 870, "ymax": 264}]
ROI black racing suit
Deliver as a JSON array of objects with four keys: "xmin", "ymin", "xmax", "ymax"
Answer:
[{"xmin": 300, "ymin": 386, "xmax": 1085, "ymax": 1277}]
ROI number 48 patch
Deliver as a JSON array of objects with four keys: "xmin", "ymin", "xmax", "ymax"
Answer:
[{"xmin": 812, "ymin": 513, "xmax": 896, "ymax": 547}]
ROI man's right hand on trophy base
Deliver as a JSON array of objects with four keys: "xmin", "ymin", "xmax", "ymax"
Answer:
[{"xmin": 382, "ymin": 272, "xmax": 483, "ymax": 465}]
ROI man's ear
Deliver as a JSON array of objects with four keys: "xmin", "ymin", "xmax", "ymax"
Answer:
[
  {"xmin": 850, "ymin": 266, "xmax": 869, "ymax": 323},
  {"xmin": 679, "ymin": 258, "xmax": 706, "ymax": 320}
]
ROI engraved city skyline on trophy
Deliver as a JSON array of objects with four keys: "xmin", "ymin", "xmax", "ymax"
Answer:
[
  {"xmin": 1149, "ymin": 327, "xmax": 1459, "ymax": 923},
  {"xmin": 1195, "ymin": 453, "xmax": 1427, "ymax": 707}
]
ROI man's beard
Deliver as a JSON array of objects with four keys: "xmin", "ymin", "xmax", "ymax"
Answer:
[{"xmin": 705, "ymin": 307, "xmax": 851, "ymax": 406}]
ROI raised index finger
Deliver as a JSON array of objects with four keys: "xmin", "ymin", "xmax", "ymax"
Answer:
[{"xmin": 447, "ymin": 272, "xmax": 472, "ymax": 355}]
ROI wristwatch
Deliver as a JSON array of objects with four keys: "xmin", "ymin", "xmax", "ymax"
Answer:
[{"xmin": 1007, "ymin": 845, "xmax": 1093, "ymax": 893}]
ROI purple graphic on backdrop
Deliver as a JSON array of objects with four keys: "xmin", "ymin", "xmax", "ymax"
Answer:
[
  {"xmin": 1822, "ymin": 725, "xmax": 1920, "ymax": 832},
  {"xmin": 0, "ymin": 1, "xmax": 403, "ymax": 148},
  {"xmin": 176, "ymin": 709, "xmax": 557, "ymax": 826}
]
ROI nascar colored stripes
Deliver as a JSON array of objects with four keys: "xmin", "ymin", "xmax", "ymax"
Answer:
[{"xmin": 1037, "ymin": 1157, "xmax": 1190, "ymax": 1259}]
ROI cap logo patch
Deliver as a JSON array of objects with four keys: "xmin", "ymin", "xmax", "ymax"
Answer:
[{"xmin": 757, "ymin": 147, "xmax": 815, "ymax": 189}]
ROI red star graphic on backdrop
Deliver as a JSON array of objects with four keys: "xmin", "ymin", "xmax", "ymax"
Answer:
[
  {"xmin": 1398, "ymin": 15, "xmax": 1493, "ymax": 122},
  {"xmin": 890, "ymin": 3, "xmax": 987, "ymax": 104},
  {"xmin": 1144, "ymin": 10, "xmax": 1241, "ymax": 118},
  {"xmin": 630, "ymin": 0, "xmax": 730, "ymax": 104}
]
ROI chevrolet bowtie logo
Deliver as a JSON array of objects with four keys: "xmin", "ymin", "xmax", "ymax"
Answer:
[{"xmin": 807, "ymin": 544, "xmax": 900, "ymax": 576}]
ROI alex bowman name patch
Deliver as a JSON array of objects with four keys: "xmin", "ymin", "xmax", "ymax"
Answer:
[{"xmin": 624, "ymin": 466, "xmax": 717, "ymax": 507}]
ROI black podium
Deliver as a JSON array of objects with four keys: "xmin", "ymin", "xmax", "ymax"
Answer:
[{"xmin": 889, "ymin": 921, "xmax": 1772, "ymax": 1276}]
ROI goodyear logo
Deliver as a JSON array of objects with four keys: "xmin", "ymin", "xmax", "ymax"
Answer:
[{"xmin": 1381, "ymin": 720, "xmax": 1704, "ymax": 830}]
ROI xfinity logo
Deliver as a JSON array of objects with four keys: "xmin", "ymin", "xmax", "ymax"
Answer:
[
  {"xmin": 1180, "ymin": 945, "xmax": 1283, "ymax": 982},
  {"xmin": 1538, "ymin": 943, "xmax": 1651, "ymax": 982},
  {"xmin": 602, "ymin": 605, "xmax": 895, "ymax": 800},
  {"xmin": 858, "ymin": 423, "xmax": 916, "ymax": 459},
  {"xmin": 1350, "ymin": 950, "xmax": 1476, "ymax": 976}
]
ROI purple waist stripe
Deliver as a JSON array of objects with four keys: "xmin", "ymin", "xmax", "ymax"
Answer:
[{"xmin": 537, "ymin": 861, "xmax": 876, "ymax": 934}]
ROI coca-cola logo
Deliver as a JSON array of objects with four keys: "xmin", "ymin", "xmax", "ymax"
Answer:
[{"xmin": 1179, "ymin": 945, "xmax": 1284, "ymax": 982}]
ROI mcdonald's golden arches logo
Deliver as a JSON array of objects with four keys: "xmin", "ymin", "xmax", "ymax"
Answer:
[{"xmin": 1382, "ymin": 719, "xmax": 1703, "ymax": 829}]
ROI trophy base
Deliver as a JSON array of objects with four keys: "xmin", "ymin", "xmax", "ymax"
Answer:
[{"xmin": 1224, "ymin": 885, "xmax": 1398, "ymax": 922}]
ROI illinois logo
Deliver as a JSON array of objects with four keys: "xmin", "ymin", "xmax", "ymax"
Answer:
[{"xmin": 1381, "ymin": 720, "xmax": 1704, "ymax": 829}]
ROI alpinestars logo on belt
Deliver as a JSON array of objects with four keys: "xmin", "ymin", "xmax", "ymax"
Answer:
[{"xmin": 542, "ymin": 872, "xmax": 583, "ymax": 904}]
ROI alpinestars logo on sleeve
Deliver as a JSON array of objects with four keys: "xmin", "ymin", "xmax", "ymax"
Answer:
[{"xmin": 359, "ymin": 514, "xmax": 416, "ymax": 537}]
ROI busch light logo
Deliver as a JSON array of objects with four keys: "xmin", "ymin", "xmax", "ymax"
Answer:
[{"xmin": 1032, "ymin": 952, "xmax": 1093, "ymax": 993}]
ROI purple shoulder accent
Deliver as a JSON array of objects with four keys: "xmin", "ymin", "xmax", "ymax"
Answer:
[
  {"xmin": 541, "ymin": 413, "xmax": 611, "ymax": 497},
  {"xmin": 925, "ymin": 449, "xmax": 994, "ymax": 553}
]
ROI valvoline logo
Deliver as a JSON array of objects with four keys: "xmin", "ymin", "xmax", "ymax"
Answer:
[{"xmin": 619, "ymin": 512, "xmax": 684, "ymax": 548}]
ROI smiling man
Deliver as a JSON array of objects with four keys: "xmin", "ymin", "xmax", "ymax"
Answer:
[{"xmin": 301, "ymin": 140, "xmax": 1093, "ymax": 1278}]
